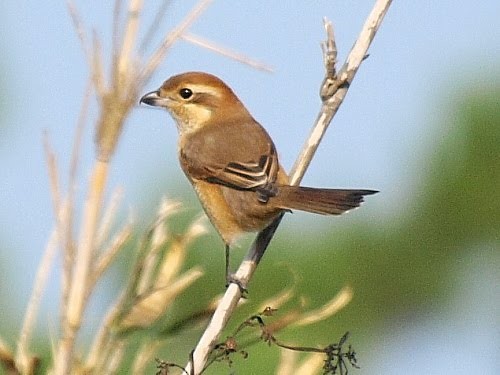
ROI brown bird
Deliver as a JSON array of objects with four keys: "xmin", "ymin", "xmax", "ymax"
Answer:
[{"xmin": 140, "ymin": 72, "xmax": 377, "ymax": 285}]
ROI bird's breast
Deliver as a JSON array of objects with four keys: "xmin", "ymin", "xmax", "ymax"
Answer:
[{"xmin": 189, "ymin": 179, "xmax": 244, "ymax": 245}]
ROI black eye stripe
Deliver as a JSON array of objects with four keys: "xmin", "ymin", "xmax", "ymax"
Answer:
[{"xmin": 179, "ymin": 88, "xmax": 193, "ymax": 99}]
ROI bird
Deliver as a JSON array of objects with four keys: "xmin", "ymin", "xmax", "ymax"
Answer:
[{"xmin": 140, "ymin": 71, "xmax": 377, "ymax": 286}]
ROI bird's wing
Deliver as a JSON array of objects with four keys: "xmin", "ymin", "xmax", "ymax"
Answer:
[
  {"xmin": 179, "ymin": 121, "xmax": 279, "ymax": 195},
  {"xmin": 204, "ymin": 145, "xmax": 278, "ymax": 191}
]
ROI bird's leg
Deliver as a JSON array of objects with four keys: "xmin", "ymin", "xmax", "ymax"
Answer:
[
  {"xmin": 256, "ymin": 182, "xmax": 278, "ymax": 203},
  {"xmin": 225, "ymin": 243, "xmax": 248, "ymax": 296},
  {"xmin": 224, "ymin": 243, "xmax": 231, "ymax": 286}
]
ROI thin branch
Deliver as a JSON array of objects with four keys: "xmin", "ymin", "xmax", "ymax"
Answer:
[
  {"xmin": 140, "ymin": 0, "xmax": 213, "ymax": 85},
  {"xmin": 91, "ymin": 31, "xmax": 106, "ymax": 99},
  {"xmin": 44, "ymin": 132, "xmax": 74, "ymax": 330},
  {"xmin": 69, "ymin": 76, "xmax": 91, "ymax": 216},
  {"xmin": 101, "ymin": 339, "xmax": 126, "ymax": 374},
  {"xmin": 65, "ymin": 161, "xmax": 108, "ymax": 324},
  {"xmin": 59, "ymin": 77, "xmax": 92, "ymax": 325},
  {"xmin": 59, "ymin": 197, "xmax": 74, "ymax": 330},
  {"xmin": 184, "ymin": 1, "xmax": 392, "ymax": 373},
  {"xmin": 85, "ymin": 292, "xmax": 126, "ymax": 371},
  {"xmin": 89, "ymin": 220, "xmax": 134, "ymax": 294},
  {"xmin": 136, "ymin": 198, "xmax": 182, "ymax": 294},
  {"xmin": 43, "ymin": 133, "xmax": 61, "ymax": 221},
  {"xmin": 116, "ymin": 0, "xmax": 144, "ymax": 83},
  {"xmin": 95, "ymin": 187, "xmax": 124, "ymax": 249},
  {"xmin": 15, "ymin": 229, "xmax": 58, "ymax": 375},
  {"xmin": 132, "ymin": 340, "xmax": 164, "ymax": 374},
  {"xmin": 294, "ymin": 352, "xmax": 325, "ymax": 375},
  {"xmin": 111, "ymin": 0, "xmax": 124, "ymax": 65},
  {"xmin": 119, "ymin": 267, "xmax": 204, "ymax": 330},
  {"xmin": 139, "ymin": 0, "xmax": 172, "ymax": 54},
  {"xmin": 292, "ymin": 286, "xmax": 353, "ymax": 327},
  {"xmin": 276, "ymin": 348, "xmax": 298, "ymax": 375},
  {"xmin": 181, "ymin": 32, "xmax": 274, "ymax": 73},
  {"xmin": 67, "ymin": 1, "xmax": 91, "ymax": 67},
  {"xmin": 111, "ymin": 0, "xmax": 123, "ymax": 72},
  {"xmin": 54, "ymin": 160, "xmax": 108, "ymax": 375}
]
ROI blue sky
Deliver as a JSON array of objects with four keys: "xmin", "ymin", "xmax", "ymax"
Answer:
[{"xmin": 1, "ymin": 1, "xmax": 499, "ymax": 373}]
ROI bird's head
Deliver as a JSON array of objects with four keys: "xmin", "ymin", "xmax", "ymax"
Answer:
[{"xmin": 140, "ymin": 72, "xmax": 251, "ymax": 135}]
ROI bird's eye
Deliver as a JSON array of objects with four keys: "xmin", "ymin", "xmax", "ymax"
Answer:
[{"xmin": 179, "ymin": 88, "xmax": 193, "ymax": 99}]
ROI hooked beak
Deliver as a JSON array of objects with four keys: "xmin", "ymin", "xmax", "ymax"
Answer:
[{"xmin": 140, "ymin": 90, "xmax": 167, "ymax": 107}]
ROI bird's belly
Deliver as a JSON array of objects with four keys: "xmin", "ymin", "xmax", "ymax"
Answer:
[
  {"xmin": 191, "ymin": 180, "xmax": 281, "ymax": 245},
  {"xmin": 221, "ymin": 186, "xmax": 282, "ymax": 232}
]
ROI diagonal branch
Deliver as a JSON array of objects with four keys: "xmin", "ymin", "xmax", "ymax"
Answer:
[
  {"xmin": 139, "ymin": 0, "xmax": 213, "ymax": 85},
  {"xmin": 184, "ymin": 1, "xmax": 392, "ymax": 373},
  {"xmin": 181, "ymin": 32, "xmax": 274, "ymax": 73}
]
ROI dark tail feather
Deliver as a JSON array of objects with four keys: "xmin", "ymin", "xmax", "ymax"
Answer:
[{"xmin": 274, "ymin": 186, "xmax": 378, "ymax": 215}]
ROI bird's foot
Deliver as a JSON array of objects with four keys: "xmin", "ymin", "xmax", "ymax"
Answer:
[{"xmin": 226, "ymin": 274, "xmax": 248, "ymax": 298}]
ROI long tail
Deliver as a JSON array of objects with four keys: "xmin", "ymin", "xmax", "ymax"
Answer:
[{"xmin": 273, "ymin": 186, "xmax": 378, "ymax": 215}]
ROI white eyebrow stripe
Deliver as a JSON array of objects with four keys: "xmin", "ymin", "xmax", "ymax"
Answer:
[{"xmin": 188, "ymin": 84, "xmax": 223, "ymax": 97}]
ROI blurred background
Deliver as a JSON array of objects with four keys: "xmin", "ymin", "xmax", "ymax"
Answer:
[{"xmin": 1, "ymin": 1, "xmax": 499, "ymax": 374}]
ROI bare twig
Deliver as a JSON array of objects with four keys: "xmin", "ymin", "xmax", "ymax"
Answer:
[
  {"xmin": 96, "ymin": 187, "xmax": 124, "ymax": 249},
  {"xmin": 294, "ymin": 352, "xmax": 325, "ymax": 375},
  {"xmin": 89, "ymin": 220, "xmax": 134, "ymax": 293},
  {"xmin": 132, "ymin": 340, "xmax": 164, "ymax": 374},
  {"xmin": 67, "ymin": 1, "xmax": 91, "ymax": 66},
  {"xmin": 292, "ymin": 286, "xmax": 353, "ymax": 327},
  {"xmin": 136, "ymin": 199, "xmax": 182, "ymax": 294},
  {"xmin": 117, "ymin": 0, "xmax": 144, "ymax": 81},
  {"xmin": 181, "ymin": 32, "xmax": 274, "ymax": 73},
  {"xmin": 54, "ymin": 160, "xmax": 108, "ymax": 375},
  {"xmin": 139, "ymin": 0, "xmax": 172, "ymax": 53},
  {"xmin": 91, "ymin": 31, "xmax": 106, "ymax": 99},
  {"xmin": 276, "ymin": 348, "xmax": 299, "ymax": 375},
  {"xmin": 140, "ymin": 0, "xmax": 213, "ymax": 85},
  {"xmin": 60, "ymin": 77, "xmax": 92, "ymax": 327},
  {"xmin": 43, "ymin": 133, "xmax": 61, "ymax": 219},
  {"xmin": 184, "ymin": 1, "xmax": 392, "ymax": 373},
  {"xmin": 119, "ymin": 267, "xmax": 204, "ymax": 329},
  {"xmin": 101, "ymin": 340, "xmax": 126, "ymax": 374},
  {"xmin": 68, "ymin": 162, "xmax": 107, "ymax": 324},
  {"xmin": 111, "ymin": 0, "xmax": 124, "ymax": 64},
  {"xmin": 85, "ymin": 293, "xmax": 126, "ymax": 371},
  {"xmin": 68, "ymin": 76, "xmax": 92, "ymax": 219},
  {"xmin": 15, "ymin": 229, "xmax": 58, "ymax": 375}
]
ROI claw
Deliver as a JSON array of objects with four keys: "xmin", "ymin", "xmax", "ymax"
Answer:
[{"xmin": 226, "ymin": 274, "xmax": 248, "ymax": 297}]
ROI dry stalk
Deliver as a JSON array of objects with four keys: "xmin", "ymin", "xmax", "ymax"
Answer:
[
  {"xmin": 15, "ymin": 229, "xmax": 58, "ymax": 375},
  {"xmin": 132, "ymin": 340, "xmax": 164, "ymax": 374},
  {"xmin": 292, "ymin": 286, "xmax": 353, "ymax": 327},
  {"xmin": 184, "ymin": 1, "xmax": 392, "ymax": 373},
  {"xmin": 139, "ymin": 0, "xmax": 214, "ymax": 85},
  {"xmin": 84, "ymin": 203, "xmax": 204, "ymax": 373},
  {"xmin": 181, "ymin": 32, "xmax": 274, "ymax": 73},
  {"xmin": 95, "ymin": 187, "xmax": 124, "ymax": 249},
  {"xmin": 88, "ymin": 220, "xmax": 134, "ymax": 293},
  {"xmin": 139, "ymin": 0, "xmax": 172, "ymax": 53},
  {"xmin": 53, "ymin": 1, "xmax": 216, "ymax": 373}
]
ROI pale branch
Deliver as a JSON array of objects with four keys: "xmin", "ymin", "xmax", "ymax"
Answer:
[
  {"xmin": 140, "ymin": 0, "xmax": 214, "ymax": 85},
  {"xmin": 139, "ymin": 0, "xmax": 171, "ymax": 53},
  {"xmin": 184, "ymin": 1, "xmax": 392, "ymax": 373},
  {"xmin": 181, "ymin": 32, "xmax": 274, "ymax": 73},
  {"xmin": 95, "ymin": 187, "xmax": 124, "ymax": 249},
  {"xmin": 116, "ymin": 0, "xmax": 144, "ymax": 81},
  {"xmin": 15, "ymin": 229, "xmax": 58, "ymax": 375}
]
